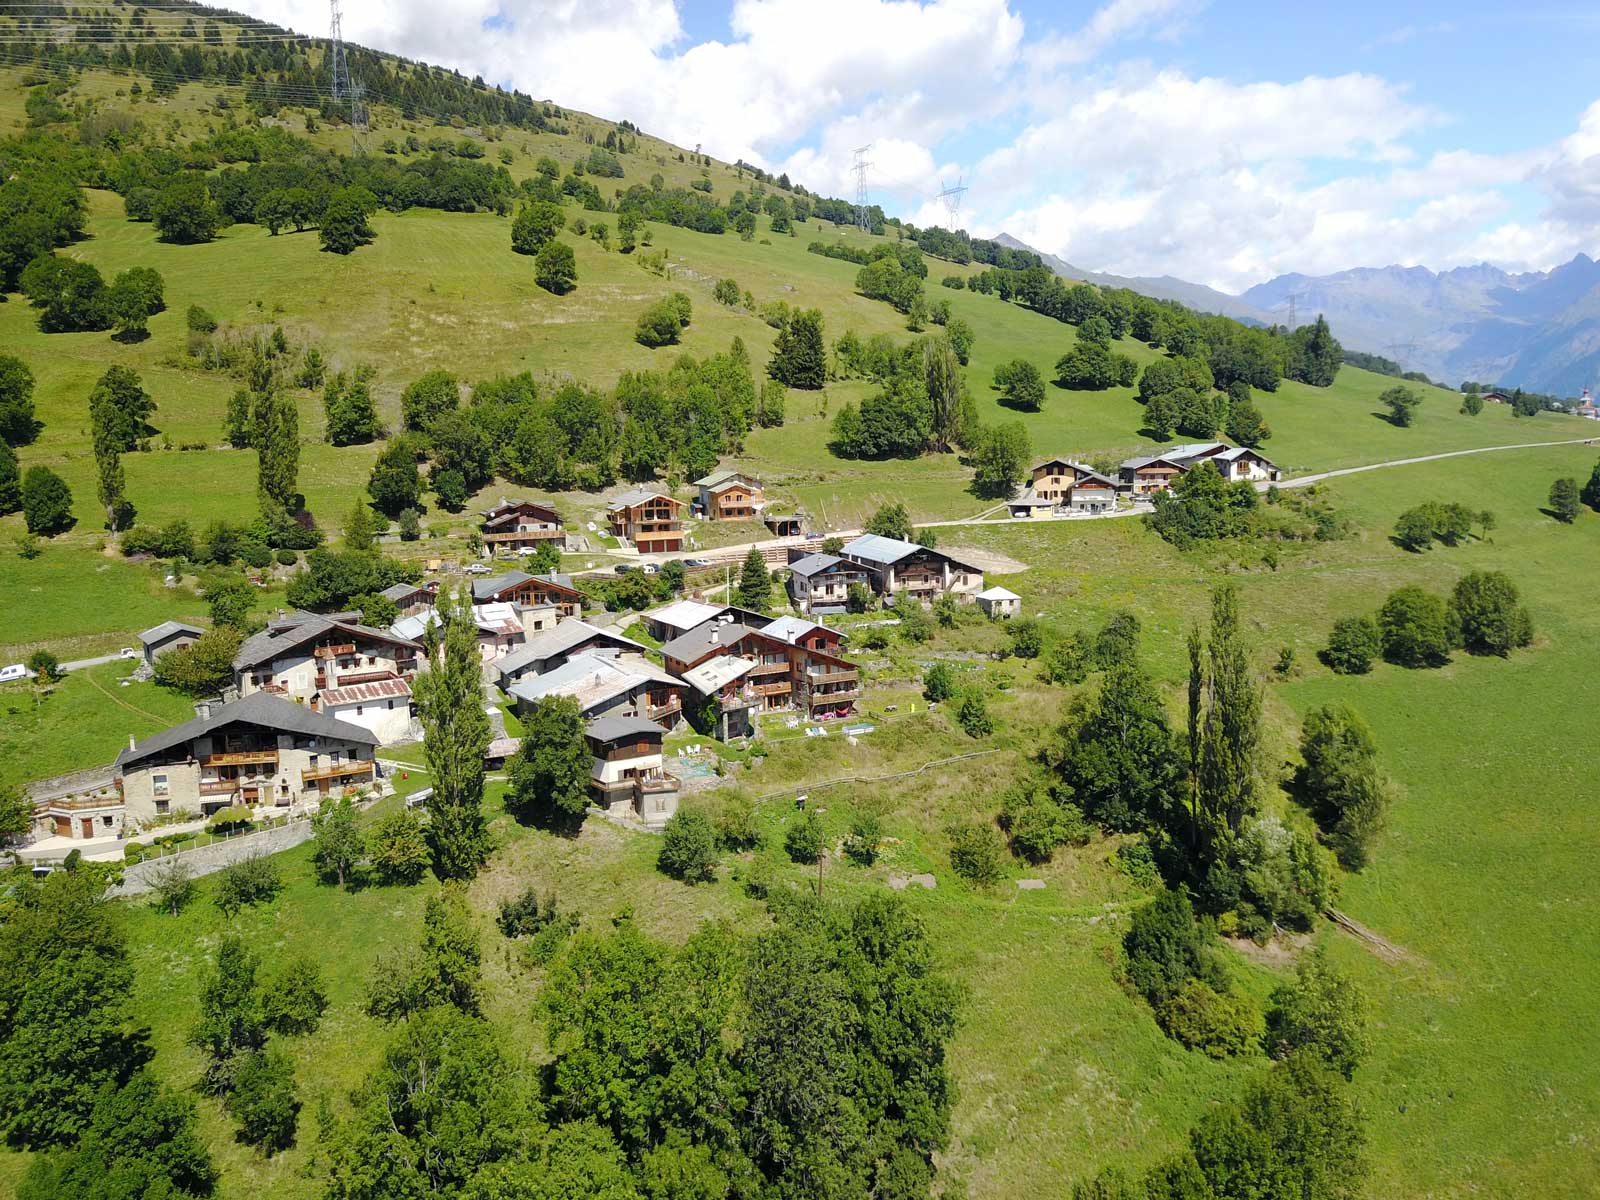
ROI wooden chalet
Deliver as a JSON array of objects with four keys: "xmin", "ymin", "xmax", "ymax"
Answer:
[
  {"xmin": 660, "ymin": 616, "xmax": 860, "ymax": 719},
  {"xmin": 693, "ymin": 470, "xmax": 765, "ymax": 521},
  {"xmin": 607, "ymin": 488, "xmax": 687, "ymax": 553},
  {"xmin": 480, "ymin": 498, "xmax": 567, "ymax": 554},
  {"xmin": 471, "ymin": 570, "xmax": 585, "ymax": 619}
]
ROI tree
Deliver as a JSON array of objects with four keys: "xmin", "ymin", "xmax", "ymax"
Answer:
[
  {"xmin": 15, "ymin": 1069, "xmax": 217, "ymax": 1200},
  {"xmin": 535, "ymin": 239, "xmax": 577, "ymax": 293},
  {"xmin": 88, "ymin": 367, "xmax": 155, "ymax": 465},
  {"xmin": 995, "ymin": 358, "xmax": 1045, "ymax": 411},
  {"xmin": 0, "ymin": 441, "xmax": 19, "ymax": 515},
  {"xmin": 922, "ymin": 661, "xmax": 956, "ymax": 702},
  {"xmin": 1144, "ymin": 391, "xmax": 1179, "ymax": 440},
  {"xmin": 506, "ymin": 695, "xmax": 590, "ymax": 828},
  {"xmin": 366, "ymin": 887, "xmax": 483, "ymax": 1020},
  {"xmin": 1265, "ymin": 949, "xmax": 1369, "ymax": 1079},
  {"xmin": 1460, "ymin": 391, "xmax": 1484, "ymax": 416},
  {"xmin": 714, "ymin": 277, "xmax": 741, "ymax": 305},
  {"xmin": 0, "ymin": 868, "xmax": 149, "ymax": 1148},
  {"xmin": 368, "ymin": 441, "xmax": 424, "ymax": 515},
  {"xmin": 769, "ymin": 308, "xmax": 826, "ymax": 389},
  {"xmin": 398, "ymin": 506, "xmax": 423, "ymax": 541},
  {"xmin": 756, "ymin": 378, "xmax": 787, "ymax": 427},
  {"xmin": 1187, "ymin": 584, "xmax": 1265, "ymax": 877},
  {"xmin": 1226, "ymin": 395, "xmax": 1270, "ymax": 446},
  {"xmin": 1392, "ymin": 504, "xmax": 1438, "ymax": 551},
  {"xmin": 658, "ymin": 809, "xmax": 719, "ymax": 883},
  {"xmin": 1298, "ymin": 703, "xmax": 1391, "ymax": 868},
  {"xmin": 367, "ymin": 808, "xmax": 432, "ymax": 884},
  {"xmin": 311, "ymin": 798, "xmax": 365, "ymax": 888},
  {"xmin": 953, "ymin": 689, "xmax": 993, "ymax": 737},
  {"xmin": 262, "ymin": 956, "xmax": 327, "ymax": 1035},
  {"xmin": 90, "ymin": 399, "xmax": 128, "ymax": 535},
  {"xmin": 26, "ymin": 649, "xmax": 60, "ymax": 683},
  {"xmin": 204, "ymin": 574, "xmax": 256, "ymax": 629},
  {"xmin": 1377, "ymin": 585, "xmax": 1454, "ymax": 667},
  {"xmin": 1323, "ymin": 615, "xmax": 1381, "ymax": 675},
  {"xmin": 948, "ymin": 822, "xmax": 1005, "ymax": 884},
  {"xmin": 1581, "ymin": 459, "xmax": 1600, "ymax": 512},
  {"xmin": 20, "ymin": 256, "xmax": 109, "ymax": 332},
  {"xmin": 1449, "ymin": 570, "xmax": 1533, "ymax": 656},
  {"xmin": 154, "ymin": 626, "xmax": 243, "ymax": 695},
  {"xmin": 1548, "ymin": 476, "xmax": 1580, "ymax": 523},
  {"xmin": 323, "ymin": 367, "xmax": 383, "ymax": 446},
  {"xmin": 865, "ymin": 501, "xmax": 914, "ymax": 541},
  {"xmin": 253, "ymin": 391, "xmax": 299, "ymax": 513},
  {"xmin": 635, "ymin": 296, "xmax": 690, "ymax": 347},
  {"xmin": 416, "ymin": 588, "xmax": 493, "ymax": 878},
  {"xmin": 736, "ymin": 546, "xmax": 772, "ymax": 609},
  {"xmin": 401, "ymin": 369, "xmax": 459, "ymax": 432},
  {"xmin": 511, "ymin": 200, "xmax": 565, "ymax": 254},
  {"xmin": 784, "ymin": 810, "xmax": 824, "ymax": 864},
  {"xmin": 924, "ymin": 334, "xmax": 973, "ymax": 452},
  {"xmin": 318, "ymin": 187, "xmax": 376, "ymax": 254},
  {"xmin": 972, "ymin": 420, "xmax": 1031, "ymax": 498},
  {"xmin": 191, "ymin": 934, "xmax": 266, "ymax": 1094},
  {"xmin": 107, "ymin": 266, "xmax": 164, "ymax": 339},
  {"xmin": 342, "ymin": 497, "xmax": 377, "ymax": 552},
  {"xmin": 21, "ymin": 465, "xmax": 72, "ymax": 535},
  {"xmin": 226, "ymin": 1046, "xmax": 299, "ymax": 1154},
  {"xmin": 152, "ymin": 176, "xmax": 220, "ymax": 244},
  {"xmin": 1380, "ymin": 385, "xmax": 1422, "ymax": 427}
]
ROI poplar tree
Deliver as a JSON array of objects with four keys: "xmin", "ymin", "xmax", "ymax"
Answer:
[
  {"xmin": 254, "ymin": 390, "xmax": 299, "ymax": 513},
  {"xmin": 1192, "ymin": 584, "xmax": 1264, "ymax": 870},
  {"xmin": 415, "ymin": 587, "xmax": 492, "ymax": 880}
]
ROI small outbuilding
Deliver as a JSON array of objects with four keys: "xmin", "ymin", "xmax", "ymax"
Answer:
[
  {"xmin": 976, "ymin": 586, "xmax": 1021, "ymax": 619},
  {"xmin": 138, "ymin": 621, "xmax": 206, "ymax": 670}
]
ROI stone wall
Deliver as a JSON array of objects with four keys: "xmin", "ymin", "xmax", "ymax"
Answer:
[{"xmin": 110, "ymin": 820, "xmax": 313, "ymax": 898}]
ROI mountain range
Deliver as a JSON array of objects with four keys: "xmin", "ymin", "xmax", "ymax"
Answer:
[{"xmin": 998, "ymin": 234, "xmax": 1600, "ymax": 396}]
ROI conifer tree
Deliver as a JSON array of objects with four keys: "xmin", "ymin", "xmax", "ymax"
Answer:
[{"xmin": 736, "ymin": 546, "xmax": 772, "ymax": 609}]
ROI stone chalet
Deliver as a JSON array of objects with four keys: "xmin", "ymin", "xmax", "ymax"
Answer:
[
  {"xmin": 693, "ymin": 469, "xmax": 765, "ymax": 521},
  {"xmin": 138, "ymin": 621, "xmax": 205, "ymax": 670},
  {"xmin": 585, "ymin": 714, "xmax": 679, "ymax": 830},
  {"xmin": 1120, "ymin": 443, "xmax": 1281, "ymax": 494},
  {"xmin": 508, "ymin": 651, "xmax": 685, "ymax": 728},
  {"xmin": 1009, "ymin": 459, "xmax": 1119, "ymax": 516},
  {"xmin": 839, "ymin": 534, "xmax": 985, "ymax": 604},
  {"xmin": 661, "ymin": 614, "xmax": 860, "ymax": 721},
  {"xmin": 606, "ymin": 488, "xmax": 687, "ymax": 554},
  {"xmin": 480, "ymin": 498, "xmax": 567, "ymax": 554},
  {"xmin": 785, "ymin": 552, "xmax": 870, "ymax": 615},
  {"xmin": 472, "ymin": 570, "xmax": 585, "ymax": 621},
  {"xmin": 232, "ymin": 612, "xmax": 422, "ymax": 703},
  {"xmin": 114, "ymin": 693, "xmax": 381, "ymax": 828},
  {"xmin": 495, "ymin": 619, "xmax": 651, "ymax": 689}
]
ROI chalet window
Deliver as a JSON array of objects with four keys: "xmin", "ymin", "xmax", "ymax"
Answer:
[
  {"xmin": 386, "ymin": 700, "xmax": 394, "ymax": 710},
  {"xmin": 155, "ymin": 800, "xmax": 169, "ymax": 815},
  {"xmin": 102, "ymin": 815, "xmax": 114, "ymax": 827},
  {"xmin": 309, "ymin": 754, "xmax": 319, "ymax": 768},
  {"xmin": 355, "ymin": 705, "xmax": 363, "ymax": 715},
  {"xmin": 152, "ymin": 773, "xmax": 169, "ymax": 796}
]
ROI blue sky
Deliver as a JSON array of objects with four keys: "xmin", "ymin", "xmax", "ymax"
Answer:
[{"xmin": 253, "ymin": 0, "xmax": 1600, "ymax": 290}]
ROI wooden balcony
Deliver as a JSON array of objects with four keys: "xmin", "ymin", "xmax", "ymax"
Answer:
[
  {"xmin": 749, "ymin": 660, "xmax": 790, "ymax": 677},
  {"xmin": 203, "ymin": 749, "xmax": 278, "ymax": 767},
  {"xmin": 810, "ymin": 685, "xmax": 862, "ymax": 705},
  {"xmin": 646, "ymin": 697, "xmax": 682, "ymax": 721},
  {"xmin": 483, "ymin": 528, "xmax": 563, "ymax": 543},
  {"xmin": 301, "ymin": 762, "xmax": 374, "ymax": 786},
  {"xmin": 314, "ymin": 643, "xmax": 357, "ymax": 659},
  {"xmin": 751, "ymin": 681, "xmax": 792, "ymax": 698},
  {"xmin": 806, "ymin": 667, "xmax": 859, "ymax": 684},
  {"xmin": 199, "ymin": 779, "xmax": 241, "ymax": 796},
  {"xmin": 44, "ymin": 794, "xmax": 120, "ymax": 811}
]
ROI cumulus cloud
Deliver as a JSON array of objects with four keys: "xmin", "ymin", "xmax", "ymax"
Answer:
[{"xmin": 235, "ymin": 0, "xmax": 1600, "ymax": 288}]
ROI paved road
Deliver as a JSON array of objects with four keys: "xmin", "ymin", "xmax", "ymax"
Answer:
[
  {"xmin": 1268, "ymin": 436, "xmax": 1600, "ymax": 490},
  {"xmin": 60, "ymin": 652, "xmax": 132, "ymax": 673}
]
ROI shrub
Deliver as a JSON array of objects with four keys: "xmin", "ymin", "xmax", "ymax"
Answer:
[
  {"xmin": 1159, "ymin": 978, "xmax": 1264, "ymax": 1058},
  {"xmin": 784, "ymin": 810, "xmax": 824, "ymax": 863},
  {"xmin": 922, "ymin": 661, "xmax": 955, "ymax": 702},
  {"xmin": 1003, "ymin": 616, "xmax": 1044, "ymax": 659},
  {"xmin": 634, "ymin": 296, "xmax": 690, "ymax": 347},
  {"xmin": 367, "ymin": 808, "xmax": 431, "ymax": 884},
  {"xmin": 710, "ymin": 791, "xmax": 762, "ymax": 850},
  {"xmin": 1265, "ymin": 947, "xmax": 1370, "ymax": 1078},
  {"xmin": 186, "ymin": 304, "xmax": 218, "ymax": 333},
  {"xmin": 262, "ymin": 956, "xmax": 327, "ymax": 1035},
  {"xmin": 1322, "ymin": 615, "xmax": 1380, "ymax": 675},
  {"xmin": 495, "ymin": 888, "xmax": 578, "ymax": 963},
  {"xmin": 1122, "ymin": 889, "xmax": 1229, "ymax": 1009},
  {"xmin": 657, "ymin": 809, "xmax": 720, "ymax": 883},
  {"xmin": 1449, "ymin": 570, "xmax": 1533, "ymax": 656},
  {"xmin": 947, "ymin": 822, "xmax": 1005, "ymax": 886},
  {"xmin": 148, "ymin": 856, "xmax": 198, "ymax": 915},
  {"xmin": 843, "ymin": 810, "xmax": 882, "ymax": 866},
  {"xmin": 213, "ymin": 854, "xmax": 282, "ymax": 916},
  {"xmin": 953, "ymin": 689, "xmax": 993, "ymax": 738},
  {"xmin": 207, "ymin": 804, "xmax": 254, "ymax": 833},
  {"xmin": 1000, "ymin": 784, "xmax": 1090, "ymax": 863}
]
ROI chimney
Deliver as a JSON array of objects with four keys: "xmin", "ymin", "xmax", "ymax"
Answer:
[
  {"xmin": 194, "ymin": 700, "xmax": 211, "ymax": 721},
  {"xmin": 128, "ymin": 733, "xmax": 136, "ymax": 751},
  {"xmin": 710, "ymin": 627, "xmax": 719, "ymax": 644}
]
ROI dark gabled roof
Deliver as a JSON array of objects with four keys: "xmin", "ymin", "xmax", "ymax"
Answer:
[
  {"xmin": 494, "ymin": 620, "xmax": 645, "ymax": 676},
  {"xmin": 585, "ymin": 714, "xmax": 666, "ymax": 743},
  {"xmin": 379, "ymin": 581, "xmax": 432, "ymax": 602},
  {"xmin": 138, "ymin": 620, "xmax": 206, "ymax": 647},
  {"xmin": 787, "ymin": 552, "xmax": 858, "ymax": 579},
  {"xmin": 608, "ymin": 487, "xmax": 679, "ymax": 511},
  {"xmin": 115, "ymin": 692, "xmax": 378, "ymax": 768},
  {"xmin": 660, "ymin": 621, "xmax": 761, "ymax": 664},
  {"xmin": 233, "ymin": 613, "xmax": 420, "ymax": 671},
  {"xmin": 473, "ymin": 571, "xmax": 582, "ymax": 602}
]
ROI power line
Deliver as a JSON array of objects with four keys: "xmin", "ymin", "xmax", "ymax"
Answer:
[
  {"xmin": 935, "ymin": 175, "xmax": 967, "ymax": 231},
  {"xmin": 852, "ymin": 143, "xmax": 872, "ymax": 232},
  {"xmin": 327, "ymin": 0, "xmax": 364, "ymax": 150}
]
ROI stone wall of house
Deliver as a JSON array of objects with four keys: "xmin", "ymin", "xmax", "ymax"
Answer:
[{"xmin": 109, "ymin": 820, "xmax": 314, "ymax": 898}]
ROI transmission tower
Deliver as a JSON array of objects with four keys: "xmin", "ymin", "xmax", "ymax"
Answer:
[
  {"xmin": 1286, "ymin": 291, "xmax": 1303, "ymax": 331},
  {"xmin": 328, "ymin": 0, "xmax": 366, "ymax": 150},
  {"xmin": 852, "ymin": 145, "xmax": 873, "ymax": 232},
  {"xmin": 936, "ymin": 176, "xmax": 969, "ymax": 231}
]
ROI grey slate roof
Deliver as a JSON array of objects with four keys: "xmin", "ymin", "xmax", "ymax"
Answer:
[
  {"xmin": 138, "ymin": 621, "xmax": 205, "ymax": 647},
  {"xmin": 494, "ymin": 619, "xmax": 645, "ymax": 677},
  {"xmin": 233, "ymin": 613, "xmax": 419, "ymax": 671},
  {"xmin": 379, "ymin": 581, "xmax": 430, "ymax": 602},
  {"xmin": 660, "ymin": 621, "xmax": 759, "ymax": 664},
  {"xmin": 116, "ymin": 692, "xmax": 378, "ymax": 768},
  {"xmin": 586, "ymin": 714, "xmax": 666, "ymax": 743},
  {"xmin": 786, "ymin": 552, "xmax": 854, "ymax": 579},
  {"xmin": 607, "ymin": 487, "xmax": 676, "ymax": 511},
  {"xmin": 841, "ymin": 533, "xmax": 922, "ymax": 566}
]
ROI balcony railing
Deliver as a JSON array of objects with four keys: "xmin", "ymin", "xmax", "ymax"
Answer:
[
  {"xmin": 751, "ymin": 681, "xmax": 792, "ymax": 698},
  {"xmin": 203, "ymin": 750, "xmax": 278, "ymax": 767},
  {"xmin": 301, "ymin": 762, "xmax": 374, "ymax": 786},
  {"xmin": 199, "ymin": 779, "xmax": 241, "ymax": 796},
  {"xmin": 43, "ymin": 794, "xmax": 120, "ymax": 811},
  {"xmin": 646, "ymin": 697, "xmax": 682, "ymax": 720},
  {"xmin": 313, "ymin": 643, "xmax": 358, "ymax": 659},
  {"xmin": 806, "ymin": 667, "xmax": 859, "ymax": 684},
  {"xmin": 810, "ymin": 686, "xmax": 862, "ymax": 705},
  {"xmin": 483, "ymin": 528, "xmax": 563, "ymax": 542}
]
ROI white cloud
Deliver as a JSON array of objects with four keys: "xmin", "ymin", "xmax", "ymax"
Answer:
[{"xmin": 1029, "ymin": 0, "xmax": 1207, "ymax": 68}]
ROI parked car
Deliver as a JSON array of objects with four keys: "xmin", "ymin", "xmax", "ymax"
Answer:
[
  {"xmin": 684, "ymin": 557, "xmax": 715, "ymax": 568},
  {"xmin": 640, "ymin": 562, "xmax": 660, "ymax": 575},
  {"xmin": 613, "ymin": 563, "xmax": 640, "ymax": 574},
  {"xmin": 464, "ymin": 563, "xmax": 492, "ymax": 575},
  {"xmin": 119, "ymin": 647, "xmax": 137, "ymax": 659},
  {"xmin": 0, "ymin": 663, "xmax": 30, "ymax": 683}
]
